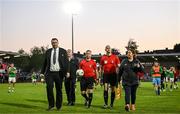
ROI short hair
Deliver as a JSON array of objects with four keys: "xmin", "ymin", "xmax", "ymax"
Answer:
[
  {"xmin": 105, "ymin": 45, "xmax": 111, "ymax": 49},
  {"xmin": 67, "ymin": 49, "xmax": 72, "ymax": 53},
  {"xmin": 153, "ymin": 61, "xmax": 159, "ymax": 66},
  {"xmin": 51, "ymin": 38, "xmax": 58, "ymax": 42},
  {"xmin": 10, "ymin": 63, "xmax": 14, "ymax": 65},
  {"xmin": 153, "ymin": 61, "xmax": 159, "ymax": 64},
  {"xmin": 67, "ymin": 49, "xmax": 72, "ymax": 51},
  {"xmin": 86, "ymin": 50, "xmax": 92, "ymax": 53}
]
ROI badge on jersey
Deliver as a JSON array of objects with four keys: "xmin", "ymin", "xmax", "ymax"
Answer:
[
  {"xmin": 104, "ymin": 60, "xmax": 108, "ymax": 64},
  {"xmin": 111, "ymin": 60, "xmax": 114, "ymax": 64}
]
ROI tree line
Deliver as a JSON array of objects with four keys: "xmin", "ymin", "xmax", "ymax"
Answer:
[{"xmin": 9, "ymin": 43, "xmax": 180, "ymax": 72}]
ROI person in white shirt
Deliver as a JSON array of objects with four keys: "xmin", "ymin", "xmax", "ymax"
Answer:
[{"xmin": 41, "ymin": 38, "xmax": 68, "ymax": 111}]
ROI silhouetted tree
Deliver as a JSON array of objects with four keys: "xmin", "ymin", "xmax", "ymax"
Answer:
[
  {"xmin": 10, "ymin": 48, "xmax": 30, "ymax": 72},
  {"xmin": 29, "ymin": 46, "xmax": 48, "ymax": 72},
  {"xmin": 174, "ymin": 43, "xmax": 180, "ymax": 52},
  {"xmin": 111, "ymin": 48, "xmax": 121, "ymax": 55},
  {"xmin": 126, "ymin": 39, "xmax": 139, "ymax": 53},
  {"xmin": 18, "ymin": 48, "xmax": 25, "ymax": 54}
]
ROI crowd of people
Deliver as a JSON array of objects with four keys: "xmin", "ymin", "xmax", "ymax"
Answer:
[
  {"xmin": 151, "ymin": 62, "xmax": 179, "ymax": 96},
  {"xmin": 0, "ymin": 38, "xmax": 179, "ymax": 112},
  {"xmin": 0, "ymin": 62, "xmax": 7, "ymax": 83}
]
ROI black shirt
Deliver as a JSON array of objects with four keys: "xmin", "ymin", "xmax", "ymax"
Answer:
[
  {"xmin": 66, "ymin": 57, "xmax": 79, "ymax": 82},
  {"xmin": 118, "ymin": 58, "xmax": 144, "ymax": 86}
]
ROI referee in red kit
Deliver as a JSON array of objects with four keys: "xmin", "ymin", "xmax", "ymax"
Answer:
[
  {"xmin": 100, "ymin": 45, "xmax": 120, "ymax": 109},
  {"xmin": 79, "ymin": 50, "xmax": 99, "ymax": 108}
]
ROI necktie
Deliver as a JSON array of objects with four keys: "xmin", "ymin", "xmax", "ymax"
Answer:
[{"xmin": 53, "ymin": 48, "xmax": 56, "ymax": 64}]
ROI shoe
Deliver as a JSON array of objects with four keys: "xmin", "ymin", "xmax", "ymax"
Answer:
[
  {"xmin": 103, "ymin": 104, "xmax": 108, "ymax": 109},
  {"xmin": 87, "ymin": 104, "xmax": 91, "ymax": 108},
  {"xmin": 46, "ymin": 106, "xmax": 54, "ymax": 111},
  {"xmin": 57, "ymin": 107, "xmax": 61, "ymax": 111},
  {"xmin": 109, "ymin": 104, "xmax": 113, "ymax": 110},
  {"xmin": 67, "ymin": 102, "xmax": 71, "ymax": 106},
  {"xmin": 71, "ymin": 102, "xmax": 75, "ymax": 106},
  {"xmin": 131, "ymin": 104, "xmax": 136, "ymax": 111},
  {"xmin": 84, "ymin": 100, "xmax": 88, "ymax": 106},
  {"xmin": 125, "ymin": 105, "xmax": 130, "ymax": 112}
]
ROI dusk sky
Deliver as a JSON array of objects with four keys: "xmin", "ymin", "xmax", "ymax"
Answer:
[{"xmin": 0, "ymin": 0, "xmax": 180, "ymax": 54}]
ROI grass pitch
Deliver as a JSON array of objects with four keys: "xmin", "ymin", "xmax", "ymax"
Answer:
[{"xmin": 0, "ymin": 82, "xmax": 180, "ymax": 114}]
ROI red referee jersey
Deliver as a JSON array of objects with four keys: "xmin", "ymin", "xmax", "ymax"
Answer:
[
  {"xmin": 100, "ymin": 54, "xmax": 120, "ymax": 74},
  {"xmin": 79, "ymin": 59, "xmax": 97, "ymax": 79},
  {"xmin": 174, "ymin": 70, "xmax": 179, "ymax": 78}
]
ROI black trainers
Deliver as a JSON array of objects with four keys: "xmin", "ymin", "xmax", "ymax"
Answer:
[
  {"xmin": 109, "ymin": 104, "xmax": 113, "ymax": 110},
  {"xmin": 57, "ymin": 107, "xmax": 61, "ymax": 111},
  {"xmin": 67, "ymin": 102, "xmax": 71, "ymax": 106},
  {"xmin": 46, "ymin": 106, "xmax": 54, "ymax": 111},
  {"xmin": 87, "ymin": 104, "xmax": 91, "ymax": 108},
  {"xmin": 71, "ymin": 102, "xmax": 75, "ymax": 106},
  {"xmin": 84, "ymin": 100, "xmax": 88, "ymax": 106},
  {"xmin": 103, "ymin": 104, "xmax": 108, "ymax": 109}
]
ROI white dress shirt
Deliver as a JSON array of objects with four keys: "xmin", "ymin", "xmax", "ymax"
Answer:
[{"xmin": 50, "ymin": 48, "xmax": 61, "ymax": 71}]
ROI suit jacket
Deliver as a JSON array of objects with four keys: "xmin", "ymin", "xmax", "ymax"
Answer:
[
  {"xmin": 41, "ymin": 48, "xmax": 68, "ymax": 78},
  {"xmin": 66, "ymin": 57, "xmax": 79, "ymax": 82}
]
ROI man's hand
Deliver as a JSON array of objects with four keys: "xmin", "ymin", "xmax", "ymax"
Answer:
[
  {"xmin": 66, "ymin": 72, "xmax": 70, "ymax": 78},
  {"xmin": 119, "ymin": 80, "xmax": 122, "ymax": 85}
]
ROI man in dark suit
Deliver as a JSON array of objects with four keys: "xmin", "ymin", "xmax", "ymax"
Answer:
[
  {"xmin": 64, "ymin": 49, "xmax": 79, "ymax": 106},
  {"xmin": 41, "ymin": 38, "xmax": 68, "ymax": 111}
]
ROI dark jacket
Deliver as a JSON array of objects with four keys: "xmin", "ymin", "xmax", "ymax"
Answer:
[
  {"xmin": 41, "ymin": 48, "xmax": 68, "ymax": 78},
  {"xmin": 66, "ymin": 57, "xmax": 79, "ymax": 82},
  {"xmin": 118, "ymin": 58, "xmax": 144, "ymax": 86}
]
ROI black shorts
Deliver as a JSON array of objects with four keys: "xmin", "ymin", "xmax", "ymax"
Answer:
[
  {"xmin": 80, "ymin": 77, "xmax": 95, "ymax": 91},
  {"xmin": 103, "ymin": 73, "xmax": 117, "ymax": 86}
]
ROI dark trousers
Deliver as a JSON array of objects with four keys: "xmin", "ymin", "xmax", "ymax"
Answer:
[
  {"xmin": 64, "ymin": 78, "xmax": 76, "ymax": 103},
  {"xmin": 45, "ymin": 71, "xmax": 63, "ymax": 109},
  {"xmin": 123, "ymin": 85, "xmax": 138, "ymax": 105}
]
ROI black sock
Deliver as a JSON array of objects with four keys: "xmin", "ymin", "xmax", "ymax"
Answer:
[
  {"xmin": 82, "ymin": 93, "xmax": 88, "ymax": 101},
  {"xmin": 163, "ymin": 83, "xmax": 165, "ymax": 89},
  {"xmin": 161, "ymin": 83, "xmax": 165, "ymax": 90},
  {"xmin": 158, "ymin": 87, "xmax": 160, "ymax": 95},
  {"xmin": 170, "ymin": 85, "xmax": 172, "ymax": 89},
  {"xmin": 111, "ymin": 92, "xmax": 115, "ymax": 106},
  {"xmin": 88, "ymin": 93, "xmax": 93, "ymax": 106},
  {"xmin": 175, "ymin": 83, "xmax": 177, "ymax": 86},
  {"xmin": 104, "ymin": 91, "xmax": 108, "ymax": 105}
]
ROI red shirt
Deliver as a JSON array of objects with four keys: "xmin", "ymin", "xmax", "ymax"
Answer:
[
  {"xmin": 137, "ymin": 72, "xmax": 144, "ymax": 79},
  {"xmin": 79, "ymin": 59, "xmax": 97, "ymax": 79},
  {"xmin": 100, "ymin": 54, "xmax": 120, "ymax": 74},
  {"xmin": 174, "ymin": 70, "xmax": 179, "ymax": 78}
]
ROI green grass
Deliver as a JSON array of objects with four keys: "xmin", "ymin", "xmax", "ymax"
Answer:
[{"xmin": 0, "ymin": 82, "xmax": 180, "ymax": 114}]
